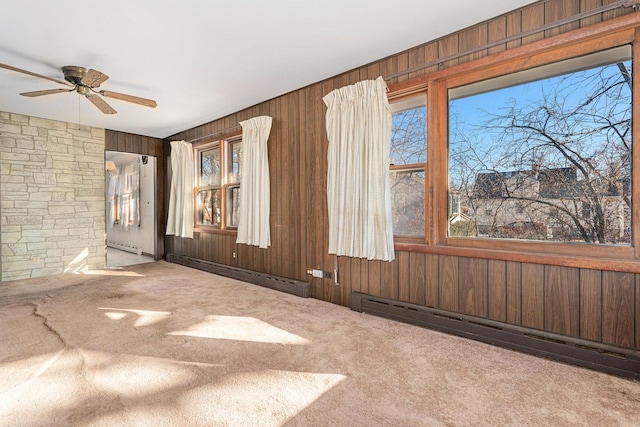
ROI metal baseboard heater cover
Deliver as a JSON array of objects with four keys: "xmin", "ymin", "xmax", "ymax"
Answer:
[
  {"xmin": 107, "ymin": 240, "xmax": 143, "ymax": 255},
  {"xmin": 166, "ymin": 253, "xmax": 310, "ymax": 298},
  {"xmin": 351, "ymin": 292, "xmax": 640, "ymax": 381}
]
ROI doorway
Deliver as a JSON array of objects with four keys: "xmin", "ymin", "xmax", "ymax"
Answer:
[{"xmin": 105, "ymin": 151, "xmax": 157, "ymax": 268}]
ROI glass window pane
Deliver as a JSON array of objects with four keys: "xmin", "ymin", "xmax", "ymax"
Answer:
[
  {"xmin": 391, "ymin": 97, "xmax": 427, "ymax": 166},
  {"xmin": 196, "ymin": 188, "xmax": 220, "ymax": 226},
  {"xmin": 229, "ymin": 141, "xmax": 242, "ymax": 183},
  {"xmin": 228, "ymin": 186, "xmax": 240, "ymax": 228},
  {"xmin": 390, "ymin": 169, "xmax": 425, "ymax": 237},
  {"xmin": 201, "ymin": 147, "xmax": 220, "ymax": 186},
  {"xmin": 448, "ymin": 46, "xmax": 632, "ymax": 244}
]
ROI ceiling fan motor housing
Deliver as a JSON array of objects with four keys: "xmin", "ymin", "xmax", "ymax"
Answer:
[{"xmin": 62, "ymin": 65, "xmax": 88, "ymax": 86}]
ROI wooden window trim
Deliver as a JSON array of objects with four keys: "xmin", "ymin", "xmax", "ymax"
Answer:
[
  {"xmin": 194, "ymin": 143, "xmax": 222, "ymax": 230},
  {"xmin": 193, "ymin": 130, "xmax": 241, "ymax": 235},
  {"xmin": 225, "ymin": 138, "xmax": 242, "ymax": 229},
  {"xmin": 387, "ymin": 13, "xmax": 640, "ymax": 273},
  {"xmin": 389, "ymin": 91, "xmax": 428, "ymax": 242},
  {"xmin": 389, "ymin": 163, "xmax": 424, "ymax": 172}
]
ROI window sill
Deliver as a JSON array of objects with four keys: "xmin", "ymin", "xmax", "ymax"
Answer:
[
  {"xmin": 394, "ymin": 240, "xmax": 640, "ymax": 274},
  {"xmin": 393, "ymin": 236, "xmax": 427, "ymax": 245},
  {"xmin": 194, "ymin": 227, "xmax": 237, "ymax": 236}
]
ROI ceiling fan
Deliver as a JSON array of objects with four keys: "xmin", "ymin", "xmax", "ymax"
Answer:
[{"xmin": 0, "ymin": 63, "xmax": 157, "ymax": 114}]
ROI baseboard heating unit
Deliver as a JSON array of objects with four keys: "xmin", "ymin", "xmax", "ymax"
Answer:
[
  {"xmin": 107, "ymin": 240, "xmax": 142, "ymax": 255},
  {"xmin": 351, "ymin": 292, "xmax": 640, "ymax": 380},
  {"xmin": 166, "ymin": 253, "xmax": 310, "ymax": 298}
]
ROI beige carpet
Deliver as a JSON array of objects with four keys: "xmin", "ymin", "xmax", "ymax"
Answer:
[{"xmin": 1, "ymin": 261, "xmax": 639, "ymax": 426}]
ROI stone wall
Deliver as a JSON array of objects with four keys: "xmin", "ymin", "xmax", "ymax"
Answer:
[{"xmin": 0, "ymin": 112, "xmax": 106, "ymax": 280}]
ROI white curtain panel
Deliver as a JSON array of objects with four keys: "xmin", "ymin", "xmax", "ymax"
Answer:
[
  {"xmin": 323, "ymin": 76, "xmax": 395, "ymax": 261},
  {"xmin": 107, "ymin": 160, "xmax": 140, "ymax": 230},
  {"xmin": 107, "ymin": 171, "xmax": 118, "ymax": 229},
  {"xmin": 166, "ymin": 140, "xmax": 195, "ymax": 238},
  {"xmin": 237, "ymin": 116, "xmax": 273, "ymax": 248},
  {"xmin": 117, "ymin": 159, "xmax": 141, "ymax": 230}
]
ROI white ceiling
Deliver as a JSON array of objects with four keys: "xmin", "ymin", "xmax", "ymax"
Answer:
[{"xmin": 0, "ymin": 0, "xmax": 537, "ymax": 139}]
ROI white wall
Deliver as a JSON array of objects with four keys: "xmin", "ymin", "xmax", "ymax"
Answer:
[{"xmin": 105, "ymin": 152, "xmax": 155, "ymax": 256}]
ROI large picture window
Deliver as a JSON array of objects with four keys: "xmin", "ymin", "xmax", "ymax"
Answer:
[
  {"xmin": 390, "ymin": 95, "xmax": 427, "ymax": 238},
  {"xmin": 194, "ymin": 135, "xmax": 242, "ymax": 230},
  {"xmin": 448, "ymin": 45, "xmax": 632, "ymax": 245},
  {"xmin": 379, "ymin": 21, "xmax": 639, "ymax": 269}
]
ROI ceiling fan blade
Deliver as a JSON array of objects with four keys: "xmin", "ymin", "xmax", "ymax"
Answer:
[
  {"xmin": 0, "ymin": 62, "xmax": 72, "ymax": 86},
  {"xmin": 100, "ymin": 90, "xmax": 157, "ymax": 108},
  {"xmin": 20, "ymin": 88, "xmax": 75, "ymax": 97},
  {"xmin": 81, "ymin": 68, "xmax": 109, "ymax": 87},
  {"xmin": 86, "ymin": 94, "xmax": 117, "ymax": 114}
]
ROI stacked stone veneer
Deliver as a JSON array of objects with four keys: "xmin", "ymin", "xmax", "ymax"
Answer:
[{"xmin": 0, "ymin": 112, "xmax": 106, "ymax": 280}]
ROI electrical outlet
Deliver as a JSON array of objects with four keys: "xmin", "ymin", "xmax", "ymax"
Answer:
[
  {"xmin": 232, "ymin": 251, "xmax": 237, "ymax": 259},
  {"xmin": 323, "ymin": 271, "xmax": 332, "ymax": 279},
  {"xmin": 306, "ymin": 269, "xmax": 313, "ymax": 275}
]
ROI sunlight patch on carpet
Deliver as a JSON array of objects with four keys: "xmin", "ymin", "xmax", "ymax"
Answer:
[
  {"xmin": 98, "ymin": 307, "xmax": 172, "ymax": 327},
  {"xmin": 167, "ymin": 315, "xmax": 311, "ymax": 344},
  {"xmin": 91, "ymin": 356, "xmax": 198, "ymax": 398},
  {"xmin": 0, "ymin": 349, "xmax": 87, "ymax": 423},
  {"xmin": 81, "ymin": 270, "xmax": 145, "ymax": 277},
  {"xmin": 179, "ymin": 370, "xmax": 345, "ymax": 425},
  {"xmin": 0, "ymin": 349, "xmax": 67, "ymax": 406}
]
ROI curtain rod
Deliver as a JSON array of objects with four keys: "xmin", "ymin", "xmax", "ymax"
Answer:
[
  {"xmin": 185, "ymin": 124, "xmax": 242, "ymax": 144},
  {"xmin": 385, "ymin": 0, "xmax": 640, "ymax": 81}
]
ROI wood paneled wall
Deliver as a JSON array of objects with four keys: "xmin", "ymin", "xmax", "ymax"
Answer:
[
  {"xmin": 339, "ymin": 254, "xmax": 640, "ymax": 349},
  {"xmin": 105, "ymin": 130, "xmax": 165, "ymax": 259},
  {"xmin": 164, "ymin": 0, "xmax": 639, "ymax": 351}
]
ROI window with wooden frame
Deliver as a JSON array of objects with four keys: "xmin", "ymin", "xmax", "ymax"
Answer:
[
  {"xmin": 448, "ymin": 45, "xmax": 632, "ymax": 245},
  {"xmin": 389, "ymin": 14, "xmax": 640, "ymax": 270},
  {"xmin": 194, "ymin": 134, "xmax": 242, "ymax": 231},
  {"xmin": 435, "ymin": 20, "xmax": 638, "ymax": 265},
  {"xmin": 389, "ymin": 94, "xmax": 427, "ymax": 239},
  {"xmin": 227, "ymin": 139, "xmax": 242, "ymax": 228}
]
